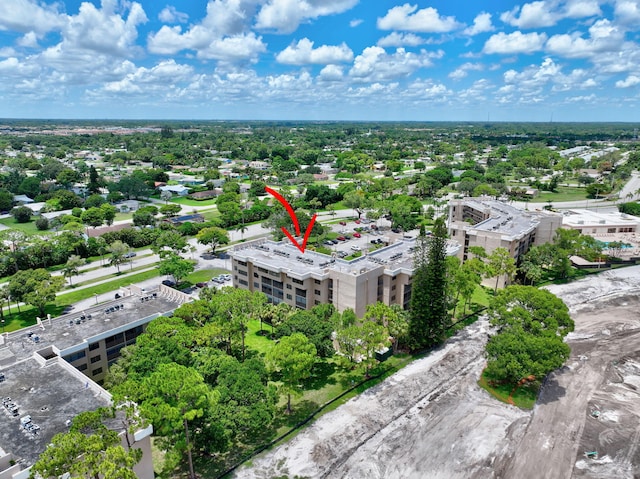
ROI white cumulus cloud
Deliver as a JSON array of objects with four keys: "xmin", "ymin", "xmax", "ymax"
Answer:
[
  {"xmin": 0, "ymin": 0, "xmax": 65, "ymax": 35},
  {"xmin": 349, "ymin": 46, "xmax": 443, "ymax": 82},
  {"xmin": 255, "ymin": 0, "xmax": 358, "ymax": 34},
  {"xmin": 377, "ymin": 4, "xmax": 461, "ymax": 33},
  {"xmin": 158, "ymin": 6, "xmax": 189, "ymax": 23},
  {"xmin": 615, "ymin": 75, "xmax": 640, "ymax": 88},
  {"xmin": 614, "ymin": 0, "xmax": 640, "ymax": 25},
  {"xmin": 377, "ymin": 32, "xmax": 425, "ymax": 47},
  {"xmin": 546, "ymin": 19, "xmax": 625, "ymax": 58},
  {"xmin": 501, "ymin": 0, "xmax": 602, "ymax": 29},
  {"xmin": 319, "ymin": 64, "xmax": 344, "ymax": 81},
  {"xmin": 276, "ymin": 38, "xmax": 353, "ymax": 65},
  {"xmin": 483, "ymin": 31, "xmax": 547, "ymax": 54},
  {"xmin": 463, "ymin": 12, "xmax": 494, "ymax": 36},
  {"xmin": 448, "ymin": 62, "xmax": 484, "ymax": 80}
]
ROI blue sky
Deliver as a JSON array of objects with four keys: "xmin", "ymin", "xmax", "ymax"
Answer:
[{"xmin": 0, "ymin": 0, "xmax": 639, "ymax": 121}]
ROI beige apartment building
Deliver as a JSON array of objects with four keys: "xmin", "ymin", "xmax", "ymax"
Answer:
[
  {"xmin": 0, "ymin": 286, "xmax": 184, "ymax": 479},
  {"xmin": 448, "ymin": 198, "xmax": 562, "ymax": 286},
  {"xmin": 230, "ymin": 238, "xmax": 460, "ymax": 317}
]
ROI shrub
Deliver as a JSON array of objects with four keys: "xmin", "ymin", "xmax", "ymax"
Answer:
[{"xmin": 35, "ymin": 217, "xmax": 50, "ymax": 230}]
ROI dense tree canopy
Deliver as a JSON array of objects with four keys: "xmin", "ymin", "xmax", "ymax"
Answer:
[{"xmin": 485, "ymin": 286, "xmax": 574, "ymax": 384}]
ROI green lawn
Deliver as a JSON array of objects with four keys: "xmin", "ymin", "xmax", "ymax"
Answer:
[
  {"xmin": 0, "ymin": 217, "xmax": 44, "ymax": 235},
  {"xmin": 199, "ymin": 209, "xmax": 220, "ymax": 221},
  {"xmin": 528, "ymin": 186, "xmax": 588, "ymax": 203},
  {"xmin": 170, "ymin": 197, "xmax": 218, "ymax": 207},
  {"xmin": 478, "ymin": 369, "xmax": 537, "ymax": 410},
  {"xmin": 55, "ymin": 269, "xmax": 160, "ymax": 306},
  {"xmin": 70, "ymin": 263, "xmax": 156, "ymax": 288},
  {"xmin": 184, "ymin": 269, "xmax": 227, "ymax": 284},
  {"xmin": 0, "ymin": 303, "xmax": 67, "ymax": 333}
]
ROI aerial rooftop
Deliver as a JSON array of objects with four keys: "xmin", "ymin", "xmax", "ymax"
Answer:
[
  {"xmin": 231, "ymin": 238, "xmax": 460, "ymax": 278},
  {"xmin": 562, "ymin": 209, "xmax": 640, "ymax": 227},
  {"xmin": 0, "ymin": 356, "xmax": 114, "ymax": 467},
  {"xmin": 1, "ymin": 293, "xmax": 178, "ymax": 363},
  {"xmin": 457, "ymin": 198, "xmax": 546, "ymax": 239}
]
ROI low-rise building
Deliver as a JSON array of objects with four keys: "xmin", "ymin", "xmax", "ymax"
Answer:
[
  {"xmin": 561, "ymin": 209, "xmax": 640, "ymax": 235},
  {"xmin": 230, "ymin": 238, "xmax": 459, "ymax": 317}
]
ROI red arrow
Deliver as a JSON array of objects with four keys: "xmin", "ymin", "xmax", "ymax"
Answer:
[{"xmin": 265, "ymin": 186, "xmax": 317, "ymax": 253}]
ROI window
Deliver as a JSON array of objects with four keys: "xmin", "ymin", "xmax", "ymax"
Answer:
[
  {"xmin": 292, "ymin": 278, "xmax": 304, "ymax": 285},
  {"xmin": 90, "ymin": 355, "xmax": 101, "ymax": 364},
  {"xmin": 253, "ymin": 282, "xmax": 259, "ymax": 288},
  {"xmin": 314, "ymin": 279, "xmax": 321, "ymax": 284},
  {"xmin": 239, "ymin": 279, "xmax": 248, "ymax": 286},
  {"xmin": 105, "ymin": 332, "xmax": 124, "ymax": 349},
  {"xmin": 88, "ymin": 342, "xmax": 99, "ymax": 351},
  {"xmin": 391, "ymin": 295, "xmax": 396, "ymax": 301},
  {"xmin": 295, "ymin": 288, "xmax": 307, "ymax": 309},
  {"xmin": 64, "ymin": 351, "xmax": 86, "ymax": 363},
  {"xmin": 253, "ymin": 272, "xmax": 259, "ymax": 278},
  {"xmin": 286, "ymin": 294, "xmax": 292, "ymax": 300},
  {"xmin": 92, "ymin": 367, "xmax": 103, "ymax": 376},
  {"xmin": 391, "ymin": 285, "xmax": 396, "ymax": 291},
  {"xmin": 315, "ymin": 289, "xmax": 321, "ymax": 295},
  {"xmin": 286, "ymin": 284, "xmax": 292, "ymax": 290},
  {"xmin": 237, "ymin": 261, "xmax": 247, "ymax": 267},
  {"xmin": 77, "ymin": 364, "xmax": 87, "ymax": 372},
  {"xmin": 608, "ymin": 228, "xmax": 616, "ymax": 233},
  {"xmin": 239, "ymin": 270, "xmax": 248, "ymax": 276}
]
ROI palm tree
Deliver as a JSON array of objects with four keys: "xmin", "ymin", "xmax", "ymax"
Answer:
[{"xmin": 62, "ymin": 255, "xmax": 84, "ymax": 286}]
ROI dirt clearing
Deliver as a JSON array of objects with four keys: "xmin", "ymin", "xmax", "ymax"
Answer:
[{"xmin": 235, "ymin": 267, "xmax": 640, "ymax": 479}]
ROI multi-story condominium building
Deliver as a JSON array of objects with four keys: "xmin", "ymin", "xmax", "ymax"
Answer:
[
  {"xmin": 448, "ymin": 198, "xmax": 562, "ymax": 286},
  {"xmin": 0, "ymin": 287, "xmax": 185, "ymax": 479},
  {"xmin": 229, "ymin": 238, "xmax": 460, "ymax": 318}
]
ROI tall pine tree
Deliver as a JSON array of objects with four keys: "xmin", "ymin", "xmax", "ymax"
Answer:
[{"xmin": 408, "ymin": 217, "xmax": 451, "ymax": 350}]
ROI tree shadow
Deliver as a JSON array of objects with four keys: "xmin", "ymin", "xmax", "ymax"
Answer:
[
  {"xmin": 302, "ymin": 361, "xmax": 337, "ymax": 390},
  {"xmin": 271, "ymin": 400, "xmax": 320, "ymax": 430},
  {"xmin": 536, "ymin": 369, "xmax": 568, "ymax": 405}
]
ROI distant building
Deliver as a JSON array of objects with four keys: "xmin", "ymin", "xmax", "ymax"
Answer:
[
  {"xmin": 164, "ymin": 213, "xmax": 205, "ymax": 225},
  {"xmin": 13, "ymin": 195, "xmax": 33, "ymax": 205},
  {"xmin": 188, "ymin": 190, "xmax": 219, "ymax": 200},
  {"xmin": 561, "ymin": 209, "xmax": 640, "ymax": 235},
  {"xmin": 158, "ymin": 184, "xmax": 190, "ymax": 196}
]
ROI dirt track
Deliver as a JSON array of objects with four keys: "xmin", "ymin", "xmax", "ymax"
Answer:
[{"xmin": 235, "ymin": 267, "xmax": 640, "ymax": 479}]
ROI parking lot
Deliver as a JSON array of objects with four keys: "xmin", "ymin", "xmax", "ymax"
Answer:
[{"xmin": 325, "ymin": 218, "xmax": 412, "ymax": 258}]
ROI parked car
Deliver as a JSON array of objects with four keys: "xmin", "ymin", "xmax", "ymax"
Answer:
[
  {"xmin": 196, "ymin": 282, "xmax": 208, "ymax": 288},
  {"xmin": 371, "ymin": 224, "xmax": 378, "ymax": 229},
  {"xmin": 353, "ymin": 232, "xmax": 361, "ymax": 238},
  {"xmin": 337, "ymin": 251, "xmax": 348, "ymax": 258},
  {"xmin": 124, "ymin": 252, "xmax": 137, "ymax": 258},
  {"xmin": 336, "ymin": 236, "xmax": 346, "ymax": 241},
  {"xmin": 161, "ymin": 279, "xmax": 176, "ymax": 287},
  {"xmin": 354, "ymin": 219, "xmax": 361, "ymax": 224},
  {"xmin": 351, "ymin": 245, "xmax": 361, "ymax": 251},
  {"xmin": 339, "ymin": 221, "xmax": 347, "ymax": 226},
  {"xmin": 344, "ymin": 234, "xmax": 352, "ymax": 240},
  {"xmin": 324, "ymin": 240, "xmax": 334, "ymax": 246}
]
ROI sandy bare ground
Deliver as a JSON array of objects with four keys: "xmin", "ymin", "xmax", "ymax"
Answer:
[{"xmin": 235, "ymin": 266, "xmax": 640, "ymax": 479}]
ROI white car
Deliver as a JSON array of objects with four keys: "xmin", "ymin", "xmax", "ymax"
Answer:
[{"xmin": 350, "ymin": 245, "xmax": 361, "ymax": 251}]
